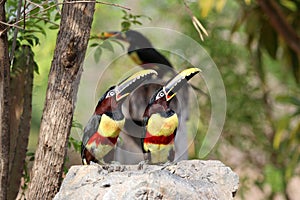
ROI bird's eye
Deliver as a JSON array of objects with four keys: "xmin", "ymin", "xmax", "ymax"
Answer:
[
  {"xmin": 107, "ymin": 91, "xmax": 115, "ymax": 97},
  {"xmin": 156, "ymin": 91, "xmax": 165, "ymax": 100}
]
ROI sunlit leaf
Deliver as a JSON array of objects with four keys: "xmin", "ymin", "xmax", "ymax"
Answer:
[
  {"xmin": 216, "ymin": 0, "xmax": 226, "ymax": 12},
  {"xmin": 281, "ymin": 0, "xmax": 297, "ymax": 11},
  {"xmin": 273, "ymin": 116, "xmax": 290, "ymax": 149},
  {"xmin": 244, "ymin": 0, "xmax": 251, "ymax": 5},
  {"xmin": 198, "ymin": 0, "xmax": 213, "ymax": 18}
]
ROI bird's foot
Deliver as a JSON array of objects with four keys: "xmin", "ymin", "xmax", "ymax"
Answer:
[
  {"xmin": 101, "ymin": 161, "xmax": 125, "ymax": 172},
  {"xmin": 138, "ymin": 160, "xmax": 149, "ymax": 170},
  {"xmin": 160, "ymin": 161, "xmax": 174, "ymax": 170}
]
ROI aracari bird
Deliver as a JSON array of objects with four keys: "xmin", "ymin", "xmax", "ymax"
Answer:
[
  {"xmin": 81, "ymin": 69, "xmax": 157, "ymax": 164},
  {"xmin": 142, "ymin": 68, "xmax": 201, "ymax": 164},
  {"xmin": 99, "ymin": 30, "xmax": 190, "ymax": 164},
  {"xmin": 101, "ymin": 30, "xmax": 173, "ymax": 77}
]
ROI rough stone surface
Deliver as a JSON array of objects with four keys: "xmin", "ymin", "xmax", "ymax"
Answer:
[{"xmin": 54, "ymin": 160, "xmax": 239, "ymax": 200}]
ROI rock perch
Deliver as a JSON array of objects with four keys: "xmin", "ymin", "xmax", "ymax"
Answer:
[{"xmin": 54, "ymin": 160, "xmax": 239, "ymax": 200}]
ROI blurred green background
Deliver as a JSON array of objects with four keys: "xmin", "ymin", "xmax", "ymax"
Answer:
[{"xmin": 20, "ymin": 0, "xmax": 300, "ymax": 199}]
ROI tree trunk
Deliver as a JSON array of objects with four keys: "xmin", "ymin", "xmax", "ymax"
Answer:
[
  {"xmin": 0, "ymin": 1, "xmax": 11, "ymax": 199},
  {"xmin": 8, "ymin": 45, "xmax": 34, "ymax": 200},
  {"xmin": 27, "ymin": 1, "xmax": 95, "ymax": 199}
]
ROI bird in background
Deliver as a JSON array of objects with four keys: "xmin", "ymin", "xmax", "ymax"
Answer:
[
  {"xmin": 81, "ymin": 69, "xmax": 157, "ymax": 165},
  {"xmin": 100, "ymin": 30, "xmax": 174, "ymax": 78},
  {"xmin": 142, "ymin": 68, "xmax": 201, "ymax": 164}
]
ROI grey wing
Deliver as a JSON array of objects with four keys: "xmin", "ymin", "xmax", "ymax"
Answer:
[
  {"xmin": 141, "ymin": 116, "xmax": 149, "ymax": 154},
  {"xmin": 82, "ymin": 114, "xmax": 101, "ymax": 147}
]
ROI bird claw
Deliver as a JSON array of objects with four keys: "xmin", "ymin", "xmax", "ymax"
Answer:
[
  {"xmin": 138, "ymin": 160, "xmax": 149, "ymax": 170},
  {"xmin": 160, "ymin": 161, "xmax": 174, "ymax": 170}
]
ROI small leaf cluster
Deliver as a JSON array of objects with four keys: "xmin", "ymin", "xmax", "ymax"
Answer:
[
  {"xmin": 6, "ymin": 0, "xmax": 60, "ymax": 48},
  {"xmin": 120, "ymin": 10, "xmax": 151, "ymax": 31}
]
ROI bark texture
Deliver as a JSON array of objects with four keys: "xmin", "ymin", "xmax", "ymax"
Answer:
[
  {"xmin": 0, "ymin": 1, "xmax": 11, "ymax": 199},
  {"xmin": 27, "ymin": 1, "xmax": 95, "ymax": 199},
  {"xmin": 8, "ymin": 45, "xmax": 34, "ymax": 200}
]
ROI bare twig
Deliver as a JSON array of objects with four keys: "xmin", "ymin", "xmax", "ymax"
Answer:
[
  {"xmin": 0, "ymin": 1, "xmax": 130, "ymax": 33},
  {"xmin": 183, "ymin": 0, "xmax": 208, "ymax": 41},
  {"xmin": 10, "ymin": 0, "xmax": 23, "ymax": 62},
  {"xmin": 31, "ymin": 16, "xmax": 60, "ymax": 27},
  {"xmin": 0, "ymin": 21, "xmax": 23, "ymax": 30},
  {"xmin": 26, "ymin": 0, "xmax": 43, "ymax": 9},
  {"xmin": 256, "ymin": 0, "xmax": 300, "ymax": 55}
]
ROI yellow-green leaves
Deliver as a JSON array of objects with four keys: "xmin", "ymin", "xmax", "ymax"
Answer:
[{"xmin": 198, "ymin": 0, "xmax": 227, "ymax": 18}]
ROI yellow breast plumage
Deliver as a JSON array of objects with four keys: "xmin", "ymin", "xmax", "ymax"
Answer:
[
  {"xmin": 98, "ymin": 114, "xmax": 125, "ymax": 138},
  {"xmin": 147, "ymin": 113, "xmax": 178, "ymax": 137}
]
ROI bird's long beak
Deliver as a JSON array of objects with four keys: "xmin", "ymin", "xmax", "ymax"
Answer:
[
  {"xmin": 98, "ymin": 31, "xmax": 125, "ymax": 41},
  {"xmin": 116, "ymin": 69, "xmax": 158, "ymax": 101},
  {"xmin": 163, "ymin": 68, "xmax": 201, "ymax": 101}
]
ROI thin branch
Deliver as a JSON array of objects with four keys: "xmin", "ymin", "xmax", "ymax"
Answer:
[
  {"xmin": 26, "ymin": 0, "xmax": 43, "ymax": 9},
  {"xmin": 0, "ymin": 1, "xmax": 130, "ymax": 33},
  {"xmin": 0, "ymin": 21, "xmax": 23, "ymax": 31},
  {"xmin": 64, "ymin": 0, "xmax": 130, "ymax": 10},
  {"xmin": 183, "ymin": 0, "xmax": 208, "ymax": 41},
  {"xmin": 32, "ymin": 16, "xmax": 59, "ymax": 26},
  {"xmin": 256, "ymin": 0, "xmax": 300, "ymax": 55}
]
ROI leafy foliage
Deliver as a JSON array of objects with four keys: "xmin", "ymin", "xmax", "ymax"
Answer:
[
  {"xmin": 191, "ymin": 0, "xmax": 300, "ymax": 199},
  {"xmin": 120, "ymin": 10, "xmax": 151, "ymax": 31},
  {"xmin": 5, "ymin": 0, "xmax": 60, "ymax": 62},
  {"xmin": 89, "ymin": 10, "xmax": 150, "ymax": 63}
]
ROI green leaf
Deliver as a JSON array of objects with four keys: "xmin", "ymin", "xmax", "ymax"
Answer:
[
  {"xmin": 26, "ymin": 152, "xmax": 35, "ymax": 156},
  {"xmin": 72, "ymin": 120, "xmax": 83, "ymax": 130},
  {"xmin": 94, "ymin": 46, "xmax": 102, "ymax": 63},
  {"xmin": 100, "ymin": 41, "xmax": 114, "ymax": 52},
  {"xmin": 49, "ymin": 24, "xmax": 59, "ymax": 30},
  {"xmin": 90, "ymin": 43, "xmax": 99, "ymax": 47},
  {"xmin": 276, "ymin": 95, "xmax": 300, "ymax": 107},
  {"xmin": 132, "ymin": 20, "xmax": 142, "ymax": 25},
  {"xmin": 260, "ymin": 21, "xmax": 278, "ymax": 59},
  {"xmin": 121, "ymin": 21, "xmax": 131, "ymax": 31},
  {"xmin": 54, "ymin": 12, "xmax": 61, "ymax": 21},
  {"xmin": 273, "ymin": 116, "xmax": 290, "ymax": 150},
  {"xmin": 26, "ymin": 38, "xmax": 34, "ymax": 46},
  {"xmin": 34, "ymin": 61, "xmax": 39, "ymax": 74}
]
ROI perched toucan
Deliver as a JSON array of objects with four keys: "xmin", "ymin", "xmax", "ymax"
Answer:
[
  {"xmin": 142, "ymin": 68, "xmax": 201, "ymax": 164},
  {"xmin": 81, "ymin": 69, "xmax": 157, "ymax": 165},
  {"xmin": 101, "ymin": 30, "xmax": 174, "ymax": 77}
]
